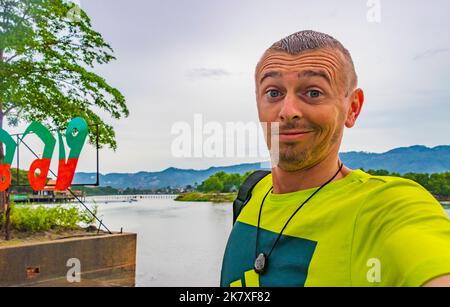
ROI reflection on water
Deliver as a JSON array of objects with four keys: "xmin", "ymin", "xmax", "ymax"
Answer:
[{"xmin": 84, "ymin": 196, "xmax": 450, "ymax": 287}]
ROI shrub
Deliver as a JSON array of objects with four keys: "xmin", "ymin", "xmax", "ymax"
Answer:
[{"xmin": 1, "ymin": 204, "xmax": 98, "ymax": 232}]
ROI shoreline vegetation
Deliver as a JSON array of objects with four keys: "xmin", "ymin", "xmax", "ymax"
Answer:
[
  {"xmin": 9, "ymin": 169, "xmax": 450, "ymax": 204},
  {"xmin": 173, "ymin": 169, "xmax": 450, "ymax": 203},
  {"xmin": 174, "ymin": 192, "xmax": 237, "ymax": 203},
  {"xmin": 0, "ymin": 204, "xmax": 100, "ymax": 244},
  {"xmin": 0, "ymin": 228, "xmax": 108, "ymax": 248}
]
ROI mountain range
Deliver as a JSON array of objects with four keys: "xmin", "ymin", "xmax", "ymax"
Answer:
[{"xmin": 73, "ymin": 145, "xmax": 450, "ymax": 189}]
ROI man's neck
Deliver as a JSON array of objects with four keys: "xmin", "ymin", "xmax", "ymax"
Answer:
[{"xmin": 271, "ymin": 155, "xmax": 352, "ymax": 194}]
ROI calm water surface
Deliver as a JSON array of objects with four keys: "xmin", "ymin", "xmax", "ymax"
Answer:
[{"xmin": 89, "ymin": 196, "xmax": 232, "ymax": 287}]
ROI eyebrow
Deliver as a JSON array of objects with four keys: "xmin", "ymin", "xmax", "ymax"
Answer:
[
  {"xmin": 259, "ymin": 71, "xmax": 282, "ymax": 84},
  {"xmin": 298, "ymin": 70, "xmax": 331, "ymax": 85},
  {"xmin": 259, "ymin": 69, "xmax": 332, "ymax": 85}
]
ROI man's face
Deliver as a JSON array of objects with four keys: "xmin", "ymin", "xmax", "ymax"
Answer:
[{"xmin": 255, "ymin": 48, "xmax": 356, "ymax": 172}]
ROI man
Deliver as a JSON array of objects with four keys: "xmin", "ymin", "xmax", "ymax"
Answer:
[{"xmin": 220, "ymin": 30, "xmax": 450, "ymax": 287}]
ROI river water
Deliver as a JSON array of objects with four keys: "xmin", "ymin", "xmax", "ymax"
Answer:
[
  {"xmin": 86, "ymin": 196, "xmax": 450, "ymax": 287},
  {"xmin": 90, "ymin": 197, "xmax": 232, "ymax": 287}
]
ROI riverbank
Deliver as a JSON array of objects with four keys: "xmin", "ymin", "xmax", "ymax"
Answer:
[
  {"xmin": 0, "ymin": 227, "xmax": 108, "ymax": 247},
  {"xmin": 174, "ymin": 192, "xmax": 237, "ymax": 203},
  {"xmin": 0, "ymin": 231, "xmax": 136, "ymax": 287}
]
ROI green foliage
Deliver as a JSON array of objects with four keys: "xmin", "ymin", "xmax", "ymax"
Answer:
[
  {"xmin": 78, "ymin": 185, "xmax": 119, "ymax": 196},
  {"xmin": 0, "ymin": 0, "xmax": 128, "ymax": 149},
  {"xmin": 175, "ymin": 192, "xmax": 236, "ymax": 203},
  {"xmin": 366, "ymin": 169, "xmax": 390, "ymax": 176},
  {"xmin": 199, "ymin": 176, "xmax": 224, "ymax": 193},
  {"xmin": 366, "ymin": 169, "xmax": 450, "ymax": 197},
  {"xmin": 197, "ymin": 171, "xmax": 254, "ymax": 193},
  {"xmin": 196, "ymin": 169, "xmax": 450, "ymax": 198},
  {"xmin": 9, "ymin": 167, "xmax": 34, "ymax": 194},
  {"xmin": 1, "ymin": 204, "xmax": 97, "ymax": 232}
]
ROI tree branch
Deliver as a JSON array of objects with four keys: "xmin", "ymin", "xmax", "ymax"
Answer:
[
  {"xmin": 5, "ymin": 52, "xmax": 20, "ymax": 63},
  {"xmin": 3, "ymin": 106, "xmax": 14, "ymax": 115},
  {"xmin": 16, "ymin": 1, "xmax": 32, "ymax": 29}
]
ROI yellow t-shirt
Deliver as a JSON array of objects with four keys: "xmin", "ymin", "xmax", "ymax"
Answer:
[{"xmin": 220, "ymin": 169, "xmax": 450, "ymax": 287}]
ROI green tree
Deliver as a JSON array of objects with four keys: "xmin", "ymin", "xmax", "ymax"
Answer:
[
  {"xmin": 222, "ymin": 173, "xmax": 241, "ymax": 192},
  {"xmin": 404, "ymin": 172, "xmax": 430, "ymax": 190},
  {"xmin": 197, "ymin": 171, "xmax": 258, "ymax": 193},
  {"xmin": 0, "ymin": 0, "xmax": 128, "ymax": 234},
  {"xmin": 367, "ymin": 169, "xmax": 390, "ymax": 176},
  {"xmin": 200, "ymin": 176, "xmax": 224, "ymax": 193},
  {"xmin": 428, "ymin": 173, "xmax": 449, "ymax": 197},
  {"xmin": 0, "ymin": 0, "xmax": 128, "ymax": 148},
  {"xmin": 9, "ymin": 167, "xmax": 33, "ymax": 194}
]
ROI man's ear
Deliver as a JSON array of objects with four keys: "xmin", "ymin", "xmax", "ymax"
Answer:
[{"xmin": 345, "ymin": 88, "xmax": 364, "ymax": 128}]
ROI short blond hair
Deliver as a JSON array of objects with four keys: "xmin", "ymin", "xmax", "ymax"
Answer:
[{"xmin": 257, "ymin": 30, "xmax": 358, "ymax": 92}]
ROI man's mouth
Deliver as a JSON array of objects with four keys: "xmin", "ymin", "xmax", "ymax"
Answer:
[{"xmin": 277, "ymin": 130, "xmax": 314, "ymax": 142}]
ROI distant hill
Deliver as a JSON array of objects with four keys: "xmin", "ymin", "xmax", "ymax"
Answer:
[
  {"xmin": 74, "ymin": 163, "xmax": 263, "ymax": 189},
  {"xmin": 340, "ymin": 145, "xmax": 450, "ymax": 174},
  {"xmin": 73, "ymin": 145, "xmax": 450, "ymax": 189}
]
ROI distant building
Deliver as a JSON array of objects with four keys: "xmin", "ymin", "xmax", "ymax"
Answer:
[
  {"xmin": 32, "ymin": 180, "xmax": 84, "ymax": 202},
  {"xmin": 36, "ymin": 179, "xmax": 57, "ymax": 197}
]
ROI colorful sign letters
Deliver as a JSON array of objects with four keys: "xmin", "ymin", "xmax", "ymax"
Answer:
[{"xmin": 0, "ymin": 117, "xmax": 88, "ymax": 191}]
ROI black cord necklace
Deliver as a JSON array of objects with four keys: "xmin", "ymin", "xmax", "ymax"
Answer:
[{"xmin": 254, "ymin": 161, "xmax": 344, "ymax": 275}]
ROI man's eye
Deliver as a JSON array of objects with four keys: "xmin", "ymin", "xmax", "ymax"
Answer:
[
  {"xmin": 266, "ymin": 89, "xmax": 282, "ymax": 99},
  {"xmin": 306, "ymin": 90, "xmax": 322, "ymax": 98}
]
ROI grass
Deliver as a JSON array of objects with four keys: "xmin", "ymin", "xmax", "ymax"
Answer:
[{"xmin": 175, "ymin": 192, "xmax": 237, "ymax": 203}]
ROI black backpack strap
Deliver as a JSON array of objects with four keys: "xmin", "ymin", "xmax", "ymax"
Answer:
[{"xmin": 233, "ymin": 170, "xmax": 271, "ymax": 225}]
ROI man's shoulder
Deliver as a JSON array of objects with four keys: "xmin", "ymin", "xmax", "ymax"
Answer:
[
  {"xmin": 248, "ymin": 169, "xmax": 438, "ymax": 206},
  {"xmin": 355, "ymin": 170, "xmax": 444, "ymax": 217},
  {"xmin": 250, "ymin": 169, "xmax": 426, "ymax": 193},
  {"xmin": 250, "ymin": 171, "xmax": 273, "ymax": 191},
  {"xmin": 356, "ymin": 171, "xmax": 431, "ymax": 198}
]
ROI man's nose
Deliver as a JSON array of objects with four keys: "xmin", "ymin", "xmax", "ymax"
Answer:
[{"xmin": 279, "ymin": 92, "xmax": 302, "ymax": 121}]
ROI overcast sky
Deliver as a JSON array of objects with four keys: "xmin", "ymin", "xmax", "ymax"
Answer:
[{"xmin": 10, "ymin": 0, "xmax": 450, "ymax": 173}]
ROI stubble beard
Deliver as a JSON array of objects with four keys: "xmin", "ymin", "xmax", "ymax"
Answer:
[{"xmin": 275, "ymin": 126, "xmax": 342, "ymax": 172}]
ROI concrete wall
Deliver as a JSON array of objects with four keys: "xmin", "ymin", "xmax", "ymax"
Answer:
[{"xmin": 0, "ymin": 233, "xmax": 136, "ymax": 287}]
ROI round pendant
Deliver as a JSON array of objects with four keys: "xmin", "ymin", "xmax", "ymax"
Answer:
[{"xmin": 254, "ymin": 253, "xmax": 267, "ymax": 275}]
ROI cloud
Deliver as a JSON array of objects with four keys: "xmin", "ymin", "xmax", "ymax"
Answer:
[
  {"xmin": 413, "ymin": 48, "xmax": 450, "ymax": 61},
  {"xmin": 186, "ymin": 68, "xmax": 232, "ymax": 80}
]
